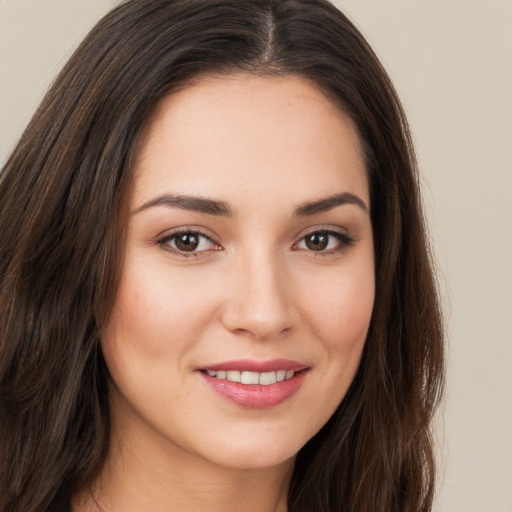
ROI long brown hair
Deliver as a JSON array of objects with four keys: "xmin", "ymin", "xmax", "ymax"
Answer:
[{"xmin": 0, "ymin": 1, "xmax": 444, "ymax": 511}]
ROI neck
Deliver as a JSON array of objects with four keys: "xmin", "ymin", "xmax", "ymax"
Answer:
[{"xmin": 94, "ymin": 450, "xmax": 292, "ymax": 512}]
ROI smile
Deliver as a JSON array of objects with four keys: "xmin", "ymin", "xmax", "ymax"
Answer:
[
  {"xmin": 199, "ymin": 360, "xmax": 309, "ymax": 408},
  {"xmin": 204, "ymin": 369, "xmax": 296, "ymax": 385}
]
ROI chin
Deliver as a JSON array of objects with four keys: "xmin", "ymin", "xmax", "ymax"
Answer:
[
  {"xmin": 206, "ymin": 446, "xmax": 297, "ymax": 472},
  {"xmin": 189, "ymin": 427, "xmax": 310, "ymax": 471}
]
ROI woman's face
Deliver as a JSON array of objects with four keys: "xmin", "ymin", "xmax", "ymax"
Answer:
[{"xmin": 101, "ymin": 74, "xmax": 375, "ymax": 471}]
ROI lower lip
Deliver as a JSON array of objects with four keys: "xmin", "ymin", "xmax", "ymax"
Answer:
[{"xmin": 200, "ymin": 370, "xmax": 308, "ymax": 409}]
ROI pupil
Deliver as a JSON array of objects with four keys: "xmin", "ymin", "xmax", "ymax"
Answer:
[
  {"xmin": 306, "ymin": 232, "xmax": 328, "ymax": 251},
  {"xmin": 176, "ymin": 233, "xmax": 199, "ymax": 251}
]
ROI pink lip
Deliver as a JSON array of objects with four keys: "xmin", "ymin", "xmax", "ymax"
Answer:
[
  {"xmin": 198, "ymin": 359, "xmax": 309, "ymax": 409},
  {"xmin": 201, "ymin": 358, "xmax": 307, "ymax": 373}
]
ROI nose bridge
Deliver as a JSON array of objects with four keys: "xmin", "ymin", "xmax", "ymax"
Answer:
[{"xmin": 221, "ymin": 245, "xmax": 296, "ymax": 340}]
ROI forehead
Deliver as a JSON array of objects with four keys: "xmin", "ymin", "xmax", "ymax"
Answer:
[{"xmin": 131, "ymin": 73, "xmax": 369, "ymax": 211}]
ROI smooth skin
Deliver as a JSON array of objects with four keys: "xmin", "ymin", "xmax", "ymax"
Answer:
[{"xmin": 76, "ymin": 74, "xmax": 375, "ymax": 512}]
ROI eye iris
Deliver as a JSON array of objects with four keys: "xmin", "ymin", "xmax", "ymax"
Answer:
[
  {"xmin": 305, "ymin": 232, "xmax": 329, "ymax": 251},
  {"xmin": 175, "ymin": 233, "xmax": 199, "ymax": 251}
]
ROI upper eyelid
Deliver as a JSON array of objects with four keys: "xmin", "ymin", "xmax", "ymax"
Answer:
[
  {"xmin": 294, "ymin": 229, "xmax": 354, "ymax": 247},
  {"xmin": 156, "ymin": 226, "xmax": 218, "ymax": 243},
  {"xmin": 156, "ymin": 225, "xmax": 352, "ymax": 241},
  {"xmin": 157, "ymin": 230, "xmax": 220, "ymax": 258},
  {"xmin": 293, "ymin": 224, "xmax": 351, "ymax": 241},
  {"xmin": 160, "ymin": 231, "xmax": 214, "ymax": 244}
]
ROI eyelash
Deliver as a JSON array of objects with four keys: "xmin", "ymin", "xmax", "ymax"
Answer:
[
  {"xmin": 157, "ymin": 228, "xmax": 219, "ymax": 258},
  {"xmin": 294, "ymin": 229, "xmax": 355, "ymax": 256},
  {"xmin": 156, "ymin": 228, "xmax": 355, "ymax": 258}
]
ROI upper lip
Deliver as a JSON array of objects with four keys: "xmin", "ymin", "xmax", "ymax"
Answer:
[{"xmin": 200, "ymin": 359, "xmax": 308, "ymax": 373}]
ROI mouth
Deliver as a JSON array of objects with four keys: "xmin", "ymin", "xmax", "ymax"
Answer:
[{"xmin": 198, "ymin": 359, "xmax": 309, "ymax": 408}]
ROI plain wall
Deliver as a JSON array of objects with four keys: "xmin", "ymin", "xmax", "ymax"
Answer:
[{"xmin": 1, "ymin": 1, "xmax": 511, "ymax": 511}]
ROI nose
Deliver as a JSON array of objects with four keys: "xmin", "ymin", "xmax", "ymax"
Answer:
[{"xmin": 220, "ymin": 251, "xmax": 298, "ymax": 340}]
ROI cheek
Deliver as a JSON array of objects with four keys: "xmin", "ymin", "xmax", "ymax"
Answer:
[
  {"xmin": 102, "ymin": 254, "xmax": 219, "ymax": 358},
  {"xmin": 99, "ymin": 261, "xmax": 220, "ymax": 412},
  {"xmin": 286, "ymin": 264, "xmax": 374, "ymax": 440},
  {"xmin": 303, "ymin": 265, "xmax": 375, "ymax": 352}
]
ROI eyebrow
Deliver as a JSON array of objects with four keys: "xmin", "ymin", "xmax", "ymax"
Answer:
[
  {"xmin": 132, "ymin": 194, "xmax": 233, "ymax": 216},
  {"xmin": 293, "ymin": 192, "xmax": 369, "ymax": 217},
  {"xmin": 132, "ymin": 191, "xmax": 368, "ymax": 217}
]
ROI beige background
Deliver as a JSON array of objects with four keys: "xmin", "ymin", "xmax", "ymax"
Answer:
[{"xmin": 1, "ymin": 1, "xmax": 511, "ymax": 510}]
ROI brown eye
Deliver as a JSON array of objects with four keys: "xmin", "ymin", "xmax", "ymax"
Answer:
[
  {"xmin": 304, "ymin": 232, "xmax": 329, "ymax": 251},
  {"xmin": 174, "ymin": 233, "xmax": 200, "ymax": 251},
  {"xmin": 296, "ymin": 230, "xmax": 352, "ymax": 253},
  {"xmin": 159, "ymin": 230, "xmax": 218, "ymax": 256}
]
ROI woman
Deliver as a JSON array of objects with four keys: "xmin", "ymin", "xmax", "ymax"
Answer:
[{"xmin": 0, "ymin": 1, "xmax": 444, "ymax": 511}]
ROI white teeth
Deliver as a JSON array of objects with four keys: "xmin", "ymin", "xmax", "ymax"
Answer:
[
  {"xmin": 225, "ymin": 370, "xmax": 241, "ymax": 382},
  {"xmin": 205, "ymin": 369, "xmax": 297, "ymax": 385},
  {"xmin": 241, "ymin": 371, "xmax": 259, "ymax": 384},
  {"xmin": 259, "ymin": 371, "xmax": 277, "ymax": 385}
]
